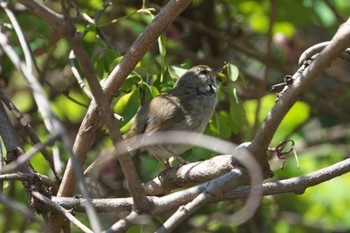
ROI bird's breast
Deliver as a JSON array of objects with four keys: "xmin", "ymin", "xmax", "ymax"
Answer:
[{"xmin": 182, "ymin": 94, "xmax": 216, "ymax": 132}]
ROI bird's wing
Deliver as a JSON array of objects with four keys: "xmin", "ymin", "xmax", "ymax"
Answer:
[{"xmin": 137, "ymin": 94, "xmax": 186, "ymax": 134}]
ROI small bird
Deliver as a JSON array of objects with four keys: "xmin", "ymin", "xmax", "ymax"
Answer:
[{"xmin": 124, "ymin": 65, "xmax": 222, "ymax": 167}]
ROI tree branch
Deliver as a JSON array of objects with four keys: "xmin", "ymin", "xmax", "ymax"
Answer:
[
  {"xmin": 0, "ymin": 194, "xmax": 47, "ymax": 230},
  {"xmin": 53, "ymin": 0, "xmax": 192, "ymax": 200},
  {"xmin": 50, "ymin": 157, "xmax": 350, "ymax": 217},
  {"xmin": 17, "ymin": 0, "xmax": 64, "ymax": 33},
  {"xmin": 58, "ymin": 0, "xmax": 150, "ymax": 219},
  {"xmin": 298, "ymin": 41, "xmax": 350, "ymax": 65},
  {"xmin": 0, "ymin": 89, "xmax": 59, "ymax": 181},
  {"xmin": 143, "ymin": 154, "xmax": 234, "ymax": 196},
  {"xmin": 227, "ymin": 157, "xmax": 350, "ymax": 198},
  {"xmin": 249, "ymin": 18, "xmax": 350, "ymax": 163},
  {"xmin": 32, "ymin": 191, "xmax": 94, "ymax": 233}
]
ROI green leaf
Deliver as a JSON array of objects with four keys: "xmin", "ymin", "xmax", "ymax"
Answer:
[
  {"xmin": 227, "ymin": 63, "xmax": 239, "ymax": 82},
  {"xmin": 273, "ymin": 100, "xmax": 309, "ymax": 144},
  {"xmin": 142, "ymin": 82, "xmax": 160, "ymax": 98},
  {"xmin": 244, "ymin": 94, "xmax": 275, "ymax": 128},
  {"xmin": 113, "ymin": 89, "xmax": 140, "ymax": 132},
  {"xmin": 216, "ymin": 111, "xmax": 233, "ymax": 139},
  {"xmin": 157, "ymin": 34, "xmax": 168, "ymax": 82},
  {"xmin": 51, "ymin": 90, "xmax": 88, "ymax": 123},
  {"xmin": 158, "ymin": 34, "xmax": 167, "ymax": 58},
  {"xmin": 168, "ymin": 66, "xmax": 188, "ymax": 80},
  {"xmin": 244, "ymin": 94, "xmax": 310, "ymax": 144}
]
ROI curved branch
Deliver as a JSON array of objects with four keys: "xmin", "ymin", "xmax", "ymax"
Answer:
[
  {"xmin": 298, "ymin": 41, "xmax": 350, "ymax": 65},
  {"xmin": 250, "ymin": 18, "xmax": 350, "ymax": 163},
  {"xmin": 51, "ymin": 157, "xmax": 350, "ymax": 216}
]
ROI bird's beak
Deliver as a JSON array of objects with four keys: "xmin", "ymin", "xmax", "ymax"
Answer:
[{"xmin": 210, "ymin": 67, "xmax": 224, "ymax": 74}]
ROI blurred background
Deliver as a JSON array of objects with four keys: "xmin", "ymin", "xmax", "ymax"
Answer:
[{"xmin": 1, "ymin": 0, "xmax": 350, "ymax": 232}]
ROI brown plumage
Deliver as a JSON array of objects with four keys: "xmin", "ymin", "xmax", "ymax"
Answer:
[{"xmin": 124, "ymin": 65, "xmax": 221, "ymax": 166}]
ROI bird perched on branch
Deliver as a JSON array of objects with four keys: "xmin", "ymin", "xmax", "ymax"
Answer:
[
  {"xmin": 85, "ymin": 65, "xmax": 222, "ymax": 175},
  {"xmin": 124, "ymin": 65, "xmax": 222, "ymax": 167}
]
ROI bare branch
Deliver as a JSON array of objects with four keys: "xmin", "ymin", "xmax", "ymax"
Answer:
[
  {"xmin": 298, "ymin": 41, "xmax": 350, "ymax": 65},
  {"xmin": 1, "ymin": 1, "xmax": 32, "ymax": 71},
  {"xmin": 32, "ymin": 191, "xmax": 94, "ymax": 233},
  {"xmin": 0, "ymin": 30, "xmax": 62, "ymax": 140},
  {"xmin": 0, "ymin": 194, "xmax": 47, "ymax": 229},
  {"xmin": 17, "ymin": 0, "xmax": 64, "ymax": 33},
  {"xmin": 52, "ymin": 0, "xmax": 193, "ymax": 202},
  {"xmin": 227, "ymin": 157, "xmax": 350, "ymax": 198},
  {"xmin": 0, "ymin": 9, "xmax": 102, "ymax": 232},
  {"xmin": 0, "ymin": 89, "xmax": 59, "ymax": 180},
  {"xmin": 156, "ymin": 168, "xmax": 248, "ymax": 233},
  {"xmin": 51, "ymin": 157, "xmax": 350, "ymax": 218},
  {"xmin": 58, "ymin": 0, "xmax": 149, "ymax": 220},
  {"xmin": 0, "ymin": 102, "xmax": 36, "ymax": 176},
  {"xmin": 250, "ymin": 18, "xmax": 350, "ymax": 164},
  {"xmin": 97, "ymin": 132, "xmax": 263, "ymax": 232},
  {"xmin": 143, "ymin": 154, "xmax": 234, "ymax": 196}
]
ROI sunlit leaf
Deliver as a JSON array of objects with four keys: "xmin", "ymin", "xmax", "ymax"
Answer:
[
  {"xmin": 227, "ymin": 63, "xmax": 239, "ymax": 82},
  {"xmin": 113, "ymin": 89, "xmax": 140, "ymax": 131},
  {"xmin": 168, "ymin": 66, "xmax": 188, "ymax": 80}
]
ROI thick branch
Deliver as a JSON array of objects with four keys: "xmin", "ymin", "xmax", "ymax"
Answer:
[
  {"xmin": 249, "ymin": 18, "xmax": 350, "ymax": 163},
  {"xmin": 51, "ymin": 157, "xmax": 350, "ymax": 215},
  {"xmin": 144, "ymin": 154, "xmax": 234, "ymax": 196}
]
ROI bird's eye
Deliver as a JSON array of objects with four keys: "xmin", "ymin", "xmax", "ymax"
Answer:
[{"xmin": 199, "ymin": 69, "xmax": 209, "ymax": 75}]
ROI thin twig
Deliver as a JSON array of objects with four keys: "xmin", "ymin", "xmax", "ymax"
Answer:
[
  {"xmin": 0, "ymin": 172, "xmax": 56, "ymax": 193},
  {"xmin": 0, "ymin": 16, "xmax": 99, "ymax": 233},
  {"xmin": 0, "ymin": 194, "xmax": 47, "ymax": 229},
  {"xmin": 2, "ymin": 136, "xmax": 57, "ymax": 173},
  {"xmin": 0, "ymin": 31, "xmax": 63, "ymax": 139},
  {"xmin": 0, "ymin": 140, "xmax": 3, "ymax": 194},
  {"xmin": 17, "ymin": 0, "xmax": 65, "ymax": 33},
  {"xmin": 68, "ymin": 51, "xmax": 94, "ymax": 99},
  {"xmin": 32, "ymin": 191, "xmax": 94, "ymax": 233},
  {"xmin": 0, "ymin": 89, "xmax": 59, "ymax": 180},
  {"xmin": 1, "ymin": 1, "xmax": 33, "ymax": 71}
]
